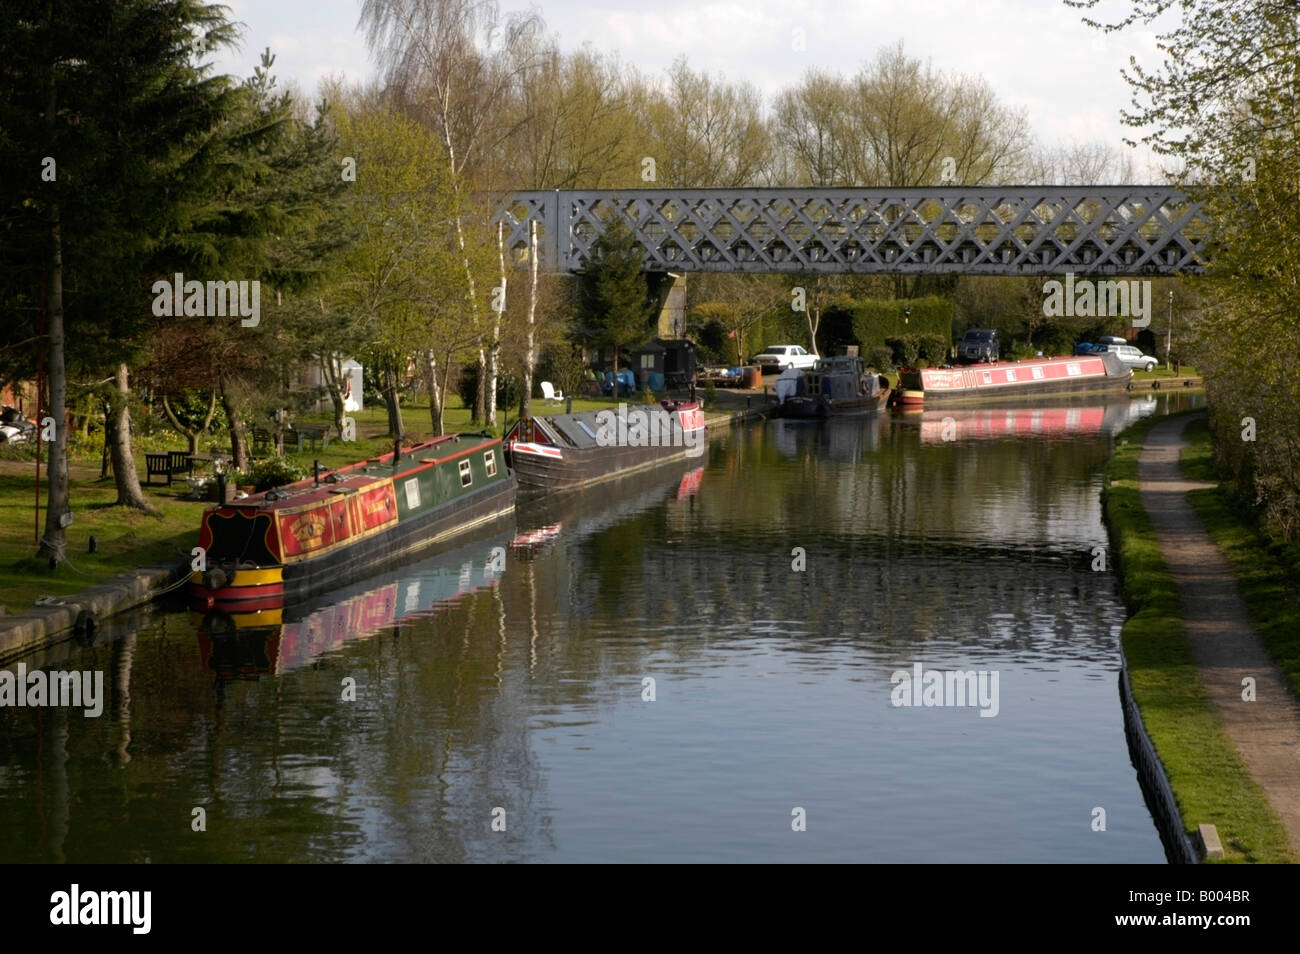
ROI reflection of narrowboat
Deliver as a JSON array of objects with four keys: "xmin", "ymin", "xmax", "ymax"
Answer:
[
  {"xmin": 772, "ymin": 355, "xmax": 890, "ymax": 419},
  {"xmin": 195, "ymin": 538, "xmax": 508, "ymax": 677},
  {"xmin": 507, "ymin": 462, "xmax": 705, "ymax": 560},
  {"xmin": 890, "ymin": 353, "xmax": 1131, "ymax": 407},
  {"xmin": 503, "ymin": 400, "xmax": 706, "ymax": 494},
  {"xmin": 189, "ymin": 434, "xmax": 515, "ymax": 612}
]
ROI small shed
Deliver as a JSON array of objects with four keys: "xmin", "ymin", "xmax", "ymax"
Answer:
[{"xmin": 632, "ymin": 338, "xmax": 697, "ymax": 391}]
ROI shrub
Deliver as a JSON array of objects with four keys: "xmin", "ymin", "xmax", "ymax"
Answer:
[
  {"xmin": 456, "ymin": 364, "xmax": 519, "ymax": 410},
  {"xmin": 851, "ymin": 296, "xmax": 954, "ymax": 353},
  {"xmin": 236, "ymin": 457, "xmax": 308, "ymax": 492},
  {"xmin": 886, "ymin": 333, "xmax": 950, "ymax": 368},
  {"xmin": 866, "ymin": 345, "xmax": 895, "ymax": 372}
]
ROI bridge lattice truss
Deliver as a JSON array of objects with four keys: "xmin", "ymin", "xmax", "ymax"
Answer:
[{"xmin": 497, "ymin": 187, "xmax": 1209, "ymax": 276}]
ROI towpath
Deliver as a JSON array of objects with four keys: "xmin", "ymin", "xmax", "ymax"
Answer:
[{"xmin": 1138, "ymin": 413, "xmax": 1300, "ymax": 855}]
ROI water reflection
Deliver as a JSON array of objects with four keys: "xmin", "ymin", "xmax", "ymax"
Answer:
[{"xmin": 0, "ymin": 395, "xmax": 1187, "ymax": 862}]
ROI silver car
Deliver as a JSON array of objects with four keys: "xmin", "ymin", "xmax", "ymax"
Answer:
[{"xmin": 1105, "ymin": 343, "xmax": 1158, "ymax": 372}]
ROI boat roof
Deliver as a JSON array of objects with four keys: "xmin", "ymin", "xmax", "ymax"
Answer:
[
  {"xmin": 208, "ymin": 433, "xmax": 488, "ymax": 514},
  {"xmin": 523, "ymin": 401, "xmax": 700, "ymax": 449}
]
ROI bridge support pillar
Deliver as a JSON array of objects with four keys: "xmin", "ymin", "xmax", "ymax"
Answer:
[{"xmin": 655, "ymin": 272, "xmax": 687, "ymax": 339}]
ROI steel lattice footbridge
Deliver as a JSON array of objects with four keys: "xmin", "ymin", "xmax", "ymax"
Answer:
[{"xmin": 497, "ymin": 187, "xmax": 1210, "ymax": 276}]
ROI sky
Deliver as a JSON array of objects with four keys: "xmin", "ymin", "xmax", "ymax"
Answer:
[{"xmin": 212, "ymin": 0, "xmax": 1170, "ymax": 177}]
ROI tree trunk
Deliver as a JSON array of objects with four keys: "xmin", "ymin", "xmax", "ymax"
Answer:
[
  {"xmin": 99, "ymin": 398, "xmax": 112, "ymax": 480},
  {"xmin": 473, "ymin": 349, "xmax": 486, "ymax": 423},
  {"xmin": 161, "ymin": 390, "xmax": 216, "ymax": 457},
  {"xmin": 487, "ymin": 221, "xmax": 506, "ymax": 428},
  {"xmin": 425, "ymin": 350, "xmax": 444, "ymax": 436},
  {"xmin": 318, "ymin": 350, "xmax": 347, "ymax": 435},
  {"xmin": 219, "ymin": 374, "xmax": 249, "ymax": 473},
  {"xmin": 37, "ymin": 202, "xmax": 70, "ymax": 562},
  {"xmin": 520, "ymin": 220, "xmax": 539, "ymax": 420},
  {"xmin": 106, "ymin": 363, "xmax": 155, "ymax": 512},
  {"xmin": 437, "ymin": 354, "xmax": 452, "ymax": 437},
  {"xmin": 383, "ymin": 357, "xmax": 404, "ymax": 438}
]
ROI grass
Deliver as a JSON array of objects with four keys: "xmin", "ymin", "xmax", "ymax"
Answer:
[
  {"xmin": 1180, "ymin": 417, "xmax": 1300, "ymax": 698},
  {"xmin": 0, "ymin": 469, "xmax": 200, "ymax": 611},
  {"xmin": 1132, "ymin": 363, "xmax": 1201, "ymax": 381},
  {"xmin": 1104, "ymin": 411, "xmax": 1293, "ymax": 863}
]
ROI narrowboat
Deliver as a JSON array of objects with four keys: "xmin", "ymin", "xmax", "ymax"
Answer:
[
  {"xmin": 772, "ymin": 355, "xmax": 890, "ymax": 418},
  {"xmin": 889, "ymin": 352, "xmax": 1132, "ymax": 407},
  {"xmin": 503, "ymin": 399, "xmax": 707, "ymax": 494},
  {"xmin": 189, "ymin": 434, "xmax": 515, "ymax": 612}
]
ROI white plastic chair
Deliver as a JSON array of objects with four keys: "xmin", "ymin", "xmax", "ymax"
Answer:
[{"xmin": 541, "ymin": 381, "xmax": 564, "ymax": 403}]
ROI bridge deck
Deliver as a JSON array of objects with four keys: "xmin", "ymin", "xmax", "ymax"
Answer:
[{"xmin": 498, "ymin": 186, "xmax": 1209, "ymax": 276}]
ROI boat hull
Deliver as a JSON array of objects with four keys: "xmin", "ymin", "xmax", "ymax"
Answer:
[
  {"xmin": 772, "ymin": 390, "xmax": 890, "ymax": 419},
  {"xmin": 892, "ymin": 354, "xmax": 1131, "ymax": 406},
  {"xmin": 510, "ymin": 440, "xmax": 703, "ymax": 494},
  {"xmin": 191, "ymin": 479, "xmax": 515, "ymax": 611}
]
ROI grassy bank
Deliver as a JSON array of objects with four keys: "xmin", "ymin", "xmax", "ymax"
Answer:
[
  {"xmin": 0, "ymin": 390, "xmax": 730, "ymax": 612},
  {"xmin": 1180, "ymin": 417, "xmax": 1300, "ymax": 697},
  {"xmin": 1104, "ymin": 411, "xmax": 1292, "ymax": 863},
  {"xmin": 1132, "ymin": 363, "xmax": 1201, "ymax": 382}
]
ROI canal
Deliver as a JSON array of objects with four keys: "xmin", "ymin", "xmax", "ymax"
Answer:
[{"xmin": 0, "ymin": 392, "xmax": 1203, "ymax": 862}]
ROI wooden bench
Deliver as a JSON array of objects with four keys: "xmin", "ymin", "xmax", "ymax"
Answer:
[
  {"xmin": 250, "ymin": 428, "xmax": 274, "ymax": 456},
  {"xmin": 293, "ymin": 425, "xmax": 331, "ymax": 453},
  {"xmin": 145, "ymin": 450, "xmax": 193, "ymax": 486}
]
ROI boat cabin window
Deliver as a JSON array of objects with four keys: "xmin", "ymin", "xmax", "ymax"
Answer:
[
  {"xmin": 459, "ymin": 459, "xmax": 473, "ymax": 487},
  {"xmin": 484, "ymin": 450, "xmax": 497, "ymax": 477}
]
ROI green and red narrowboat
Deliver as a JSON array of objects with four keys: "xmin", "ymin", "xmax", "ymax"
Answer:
[{"xmin": 189, "ymin": 434, "xmax": 515, "ymax": 612}]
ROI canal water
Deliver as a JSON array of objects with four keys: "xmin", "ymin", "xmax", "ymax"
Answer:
[{"xmin": 0, "ymin": 392, "xmax": 1204, "ymax": 862}]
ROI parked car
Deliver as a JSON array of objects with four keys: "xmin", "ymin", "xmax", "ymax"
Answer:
[
  {"xmin": 0, "ymin": 405, "xmax": 35, "ymax": 445},
  {"xmin": 1074, "ymin": 341, "xmax": 1107, "ymax": 355},
  {"xmin": 1105, "ymin": 343, "xmax": 1158, "ymax": 372},
  {"xmin": 752, "ymin": 344, "xmax": 819, "ymax": 373},
  {"xmin": 957, "ymin": 329, "xmax": 1000, "ymax": 364}
]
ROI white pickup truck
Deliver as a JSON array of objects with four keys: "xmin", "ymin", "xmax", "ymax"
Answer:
[{"xmin": 752, "ymin": 344, "xmax": 820, "ymax": 372}]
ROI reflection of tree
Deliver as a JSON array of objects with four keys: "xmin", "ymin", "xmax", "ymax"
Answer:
[{"xmin": 1, "ymin": 410, "xmax": 1134, "ymax": 861}]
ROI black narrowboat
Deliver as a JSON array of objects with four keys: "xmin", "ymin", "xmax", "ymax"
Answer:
[{"xmin": 503, "ymin": 399, "xmax": 707, "ymax": 494}]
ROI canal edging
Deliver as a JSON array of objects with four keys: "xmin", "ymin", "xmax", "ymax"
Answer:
[
  {"xmin": 0, "ymin": 559, "xmax": 188, "ymax": 664},
  {"xmin": 1117, "ymin": 648, "xmax": 1200, "ymax": 863}
]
